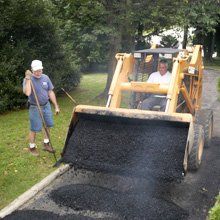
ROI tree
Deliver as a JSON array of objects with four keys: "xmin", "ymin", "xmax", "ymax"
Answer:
[
  {"xmin": 160, "ymin": 35, "xmax": 179, "ymax": 48},
  {"xmin": 52, "ymin": 0, "xmax": 110, "ymax": 71},
  {"xmin": 215, "ymin": 24, "xmax": 220, "ymax": 56},
  {"xmin": 53, "ymin": 0, "xmax": 220, "ymax": 96},
  {"xmin": 180, "ymin": 0, "xmax": 220, "ymax": 59},
  {"xmin": 0, "ymin": 0, "xmax": 80, "ymax": 112},
  {"xmin": 52, "ymin": 0, "xmax": 123, "ymax": 96}
]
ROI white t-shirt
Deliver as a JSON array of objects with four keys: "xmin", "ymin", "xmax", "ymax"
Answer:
[{"xmin": 147, "ymin": 71, "xmax": 171, "ymax": 84}]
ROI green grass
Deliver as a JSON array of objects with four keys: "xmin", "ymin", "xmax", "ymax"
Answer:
[
  {"xmin": 205, "ymin": 57, "xmax": 220, "ymax": 71},
  {"xmin": 0, "ymin": 73, "xmax": 107, "ymax": 209},
  {"xmin": 218, "ymin": 78, "xmax": 220, "ymax": 93},
  {"xmin": 209, "ymin": 195, "xmax": 220, "ymax": 220}
]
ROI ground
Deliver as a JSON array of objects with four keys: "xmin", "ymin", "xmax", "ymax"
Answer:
[
  {"xmin": 172, "ymin": 69, "xmax": 220, "ymax": 220},
  {"xmin": 3, "ymin": 69, "xmax": 220, "ymax": 220}
]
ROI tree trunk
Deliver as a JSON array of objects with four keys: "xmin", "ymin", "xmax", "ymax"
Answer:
[
  {"xmin": 100, "ymin": 0, "xmax": 134, "ymax": 97},
  {"xmin": 204, "ymin": 33, "xmax": 214, "ymax": 61},
  {"xmin": 215, "ymin": 24, "xmax": 220, "ymax": 55},
  {"xmin": 210, "ymin": 33, "xmax": 215, "ymax": 58},
  {"xmin": 101, "ymin": 35, "xmax": 121, "ymax": 97},
  {"xmin": 97, "ymin": 1, "xmax": 123, "ymax": 98},
  {"xmin": 135, "ymin": 22, "xmax": 145, "ymax": 50},
  {"xmin": 182, "ymin": 25, "xmax": 188, "ymax": 49}
]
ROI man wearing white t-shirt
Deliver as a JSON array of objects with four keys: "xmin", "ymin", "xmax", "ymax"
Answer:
[{"xmin": 138, "ymin": 60, "xmax": 171, "ymax": 111}]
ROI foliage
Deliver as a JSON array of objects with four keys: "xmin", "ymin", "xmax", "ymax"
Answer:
[
  {"xmin": 215, "ymin": 24, "xmax": 220, "ymax": 56},
  {"xmin": 1, "ymin": 0, "xmax": 220, "ymax": 110},
  {"xmin": 179, "ymin": 0, "xmax": 220, "ymax": 59},
  {"xmin": 182, "ymin": 0, "xmax": 220, "ymax": 35},
  {"xmin": 209, "ymin": 195, "xmax": 220, "ymax": 220},
  {"xmin": 160, "ymin": 35, "xmax": 179, "ymax": 48},
  {"xmin": 51, "ymin": 0, "xmax": 186, "ymax": 94},
  {"xmin": 52, "ymin": 0, "xmax": 111, "ymax": 71},
  {"xmin": 0, "ymin": 0, "xmax": 80, "ymax": 113}
]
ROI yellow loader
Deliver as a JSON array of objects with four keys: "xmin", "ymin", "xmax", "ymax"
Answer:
[{"xmin": 58, "ymin": 45, "xmax": 213, "ymax": 180}]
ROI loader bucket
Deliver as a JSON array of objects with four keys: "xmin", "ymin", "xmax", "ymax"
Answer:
[{"xmin": 61, "ymin": 105, "xmax": 193, "ymax": 182}]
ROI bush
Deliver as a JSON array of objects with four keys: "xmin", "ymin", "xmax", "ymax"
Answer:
[{"xmin": 0, "ymin": 0, "xmax": 80, "ymax": 113}]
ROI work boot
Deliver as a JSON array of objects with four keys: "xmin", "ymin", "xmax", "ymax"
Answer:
[
  {"xmin": 29, "ymin": 147, "xmax": 39, "ymax": 156},
  {"xmin": 43, "ymin": 142, "xmax": 55, "ymax": 153}
]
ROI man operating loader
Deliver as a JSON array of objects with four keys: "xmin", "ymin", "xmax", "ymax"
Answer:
[
  {"xmin": 23, "ymin": 60, "xmax": 60, "ymax": 156},
  {"xmin": 138, "ymin": 60, "xmax": 171, "ymax": 111}
]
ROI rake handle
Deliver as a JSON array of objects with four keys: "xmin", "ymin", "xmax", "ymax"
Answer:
[{"xmin": 30, "ymin": 79, "xmax": 57, "ymax": 162}]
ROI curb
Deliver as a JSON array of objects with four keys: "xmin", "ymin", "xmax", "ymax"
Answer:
[{"xmin": 0, "ymin": 164, "xmax": 70, "ymax": 218}]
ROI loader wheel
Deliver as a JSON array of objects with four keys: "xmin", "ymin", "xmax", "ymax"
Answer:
[
  {"xmin": 188, "ymin": 124, "xmax": 204, "ymax": 171},
  {"xmin": 195, "ymin": 109, "xmax": 213, "ymax": 148}
]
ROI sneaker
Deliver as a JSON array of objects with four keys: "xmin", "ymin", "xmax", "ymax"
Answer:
[
  {"xmin": 29, "ymin": 147, "xmax": 39, "ymax": 156},
  {"xmin": 43, "ymin": 142, "xmax": 55, "ymax": 153}
]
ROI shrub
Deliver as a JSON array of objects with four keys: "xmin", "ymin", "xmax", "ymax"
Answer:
[{"xmin": 0, "ymin": 0, "xmax": 80, "ymax": 113}]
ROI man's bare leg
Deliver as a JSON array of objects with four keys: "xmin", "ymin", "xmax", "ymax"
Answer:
[
  {"xmin": 29, "ymin": 131, "xmax": 36, "ymax": 144},
  {"xmin": 42, "ymin": 128, "xmax": 55, "ymax": 153},
  {"xmin": 29, "ymin": 131, "xmax": 39, "ymax": 156}
]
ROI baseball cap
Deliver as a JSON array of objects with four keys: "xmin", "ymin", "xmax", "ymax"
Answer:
[{"xmin": 31, "ymin": 60, "xmax": 43, "ymax": 71}]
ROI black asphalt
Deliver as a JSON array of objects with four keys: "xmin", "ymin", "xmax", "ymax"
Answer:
[{"xmin": 63, "ymin": 114, "xmax": 189, "ymax": 182}]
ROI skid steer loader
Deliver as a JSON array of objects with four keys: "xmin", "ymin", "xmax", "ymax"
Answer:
[{"xmin": 58, "ymin": 45, "xmax": 213, "ymax": 181}]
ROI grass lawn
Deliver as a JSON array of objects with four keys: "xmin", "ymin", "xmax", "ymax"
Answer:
[
  {"xmin": 205, "ymin": 57, "xmax": 220, "ymax": 71},
  {"xmin": 218, "ymin": 78, "xmax": 220, "ymax": 93},
  {"xmin": 209, "ymin": 195, "xmax": 220, "ymax": 220},
  {"xmin": 0, "ymin": 73, "xmax": 107, "ymax": 209}
]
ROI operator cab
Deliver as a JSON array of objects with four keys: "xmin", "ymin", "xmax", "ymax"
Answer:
[{"xmin": 129, "ymin": 48, "xmax": 182, "ymax": 109}]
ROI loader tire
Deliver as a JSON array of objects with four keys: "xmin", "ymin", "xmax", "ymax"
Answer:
[
  {"xmin": 188, "ymin": 124, "xmax": 204, "ymax": 171},
  {"xmin": 195, "ymin": 109, "xmax": 213, "ymax": 148}
]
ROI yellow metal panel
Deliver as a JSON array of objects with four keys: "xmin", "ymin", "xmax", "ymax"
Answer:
[
  {"xmin": 110, "ymin": 54, "xmax": 135, "ymax": 108},
  {"xmin": 189, "ymin": 45, "xmax": 202, "ymax": 67},
  {"xmin": 120, "ymin": 82, "xmax": 169, "ymax": 94},
  {"xmin": 180, "ymin": 83, "xmax": 194, "ymax": 114},
  {"xmin": 75, "ymin": 105, "xmax": 193, "ymax": 123},
  {"xmin": 166, "ymin": 59, "xmax": 180, "ymax": 113}
]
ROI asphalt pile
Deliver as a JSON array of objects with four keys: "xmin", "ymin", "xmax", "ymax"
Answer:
[
  {"xmin": 50, "ymin": 183, "xmax": 188, "ymax": 220},
  {"xmin": 62, "ymin": 114, "xmax": 189, "ymax": 182}
]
